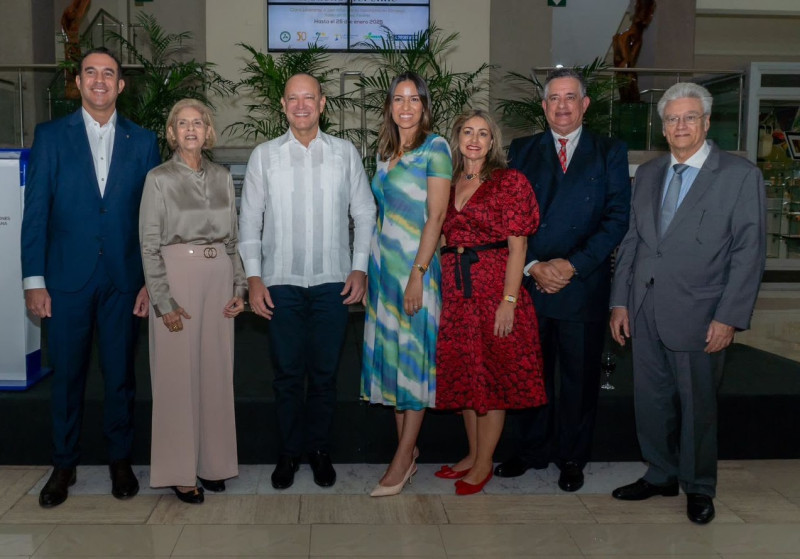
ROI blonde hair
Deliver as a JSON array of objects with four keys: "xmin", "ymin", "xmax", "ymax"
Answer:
[{"xmin": 165, "ymin": 98, "xmax": 217, "ymax": 150}]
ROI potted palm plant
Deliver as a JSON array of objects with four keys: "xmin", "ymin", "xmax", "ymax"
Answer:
[{"xmin": 107, "ymin": 13, "xmax": 233, "ymax": 157}]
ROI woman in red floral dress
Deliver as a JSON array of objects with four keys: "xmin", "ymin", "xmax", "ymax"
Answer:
[{"xmin": 435, "ymin": 109, "xmax": 547, "ymax": 495}]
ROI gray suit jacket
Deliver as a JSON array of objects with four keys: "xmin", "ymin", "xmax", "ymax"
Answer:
[{"xmin": 610, "ymin": 142, "xmax": 765, "ymax": 351}]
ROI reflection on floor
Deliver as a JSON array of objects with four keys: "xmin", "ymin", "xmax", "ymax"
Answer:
[{"xmin": 1, "ymin": 460, "xmax": 799, "ymax": 557}]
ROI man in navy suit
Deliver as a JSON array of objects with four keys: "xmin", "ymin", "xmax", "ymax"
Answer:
[
  {"xmin": 494, "ymin": 68, "xmax": 630, "ymax": 491},
  {"xmin": 21, "ymin": 47, "xmax": 160, "ymax": 508}
]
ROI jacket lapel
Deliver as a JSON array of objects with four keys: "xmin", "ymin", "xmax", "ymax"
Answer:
[
  {"xmin": 542, "ymin": 130, "xmax": 591, "ymax": 217},
  {"xmin": 66, "ymin": 111, "xmax": 101, "ymax": 199},
  {"xmin": 649, "ymin": 157, "xmax": 670, "ymax": 240},
  {"xmin": 104, "ymin": 116, "xmax": 131, "ymax": 200},
  {"xmin": 534, "ymin": 134, "xmax": 561, "ymax": 214},
  {"xmin": 662, "ymin": 143, "xmax": 720, "ymax": 239}
]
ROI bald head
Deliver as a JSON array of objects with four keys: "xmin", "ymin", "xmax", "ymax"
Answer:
[
  {"xmin": 283, "ymin": 73, "xmax": 322, "ymax": 98},
  {"xmin": 281, "ymin": 72, "xmax": 326, "ymax": 145}
]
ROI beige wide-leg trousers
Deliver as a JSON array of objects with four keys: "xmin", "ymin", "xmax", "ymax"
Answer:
[{"xmin": 149, "ymin": 243, "xmax": 239, "ymax": 488}]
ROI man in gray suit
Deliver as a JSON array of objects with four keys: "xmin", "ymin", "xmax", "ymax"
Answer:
[{"xmin": 609, "ymin": 82, "xmax": 765, "ymax": 524}]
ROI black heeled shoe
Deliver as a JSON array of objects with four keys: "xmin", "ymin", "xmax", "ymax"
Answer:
[
  {"xmin": 198, "ymin": 477, "xmax": 226, "ymax": 492},
  {"xmin": 171, "ymin": 485, "xmax": 204, "ymax": 504}
]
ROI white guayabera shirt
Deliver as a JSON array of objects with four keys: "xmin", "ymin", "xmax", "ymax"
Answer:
[{"xmin": 239, "ymin": 128, "xmax": 376, "ymax": 287}]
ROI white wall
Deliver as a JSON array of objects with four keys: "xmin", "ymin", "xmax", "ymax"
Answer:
[{"xmin": 206, "ymin": 0, "xmax": 491, "ymax": 148}]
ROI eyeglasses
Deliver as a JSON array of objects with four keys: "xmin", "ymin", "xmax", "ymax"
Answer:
[{"xmin": 663, "ymin": 113, "xmax": 706, "ymax": 127}]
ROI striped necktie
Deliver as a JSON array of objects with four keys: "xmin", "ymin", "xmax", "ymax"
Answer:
[{"xmin": 558, "ymin": 138, "xmax": 568, "ymax": 172}]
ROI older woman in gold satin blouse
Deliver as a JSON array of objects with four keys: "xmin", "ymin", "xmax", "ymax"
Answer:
[{"xmin": 139, "ymin": 99, "xmax": 246, "ymax": 504}]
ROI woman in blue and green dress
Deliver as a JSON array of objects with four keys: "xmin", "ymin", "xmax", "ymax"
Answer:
[{"xmin": 361, "ymin": 72, "xmax": 453, "ymax": 497}]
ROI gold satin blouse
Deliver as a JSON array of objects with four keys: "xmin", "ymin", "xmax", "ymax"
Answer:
[{"xmin": 139, "ymin": 152, "xmax": 247, "ymax": 316}]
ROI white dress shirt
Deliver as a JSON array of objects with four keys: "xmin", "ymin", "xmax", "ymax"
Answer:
[
  {"xmin": 662, "ymin": 140, "xmax": 711, "ymax": 208},
  {"xmin": 23, "ymin": 108, "xmax": 117, "ymax": 291},
  {"xmin": 82, "ymin": 107, "xmax": 116, "ymax": 197},
  {"xmin": 551, "ymin": 125, "xmax": 583, "ymax": 169},
  {"xmin": 238, "ymin": 128, "xmax": 377, "ymax": 287}
]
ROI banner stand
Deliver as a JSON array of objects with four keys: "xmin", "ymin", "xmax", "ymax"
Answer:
[{"xmin": 0, "ymin": 149, "xmax": 51, "ymax": 391}]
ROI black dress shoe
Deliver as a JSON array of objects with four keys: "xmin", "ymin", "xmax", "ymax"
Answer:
[
  {"xmin": 558, "ymin": 461, "xmax": 584, "ymax": 492},
  {"xmin": 172, "ymin": 486, "xmax": 204, "ymax": 504},
  {"xmin": 271, "ymin": 454, "xmax": 300, "ymax": 489},
  {"xmin": 109, "ymin": 460, "xmax": 139, "ymax": 499},
  {"xmin": 493, "ymin": 456, "xmax": 548, "ymax": 478},
  {"xmin": 308, "ymin": 450, "xmax": 336, "ymax": 487},
  {"xmin": 686, "ymin": 493, "xmax": 715, "ymax": 524},
  {"xmin": 612, "ymin": 478, "xmax": 680, "ymax": 500},
  {"xmin": 198, "ymin": 477, "xmax": 226, "ymax": 492},
  {"xmin": 39, "ymin": 467, "xmax": 76, "ymax": 508}
]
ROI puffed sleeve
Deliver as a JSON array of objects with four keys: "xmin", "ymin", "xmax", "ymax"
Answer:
[
  {"xmin": 501, "ymin": 169, "xmax": 539, "ymax": 237},
  {"xmin": 426, "ymin": 135, "xmax": 453, "ymax": 180}
]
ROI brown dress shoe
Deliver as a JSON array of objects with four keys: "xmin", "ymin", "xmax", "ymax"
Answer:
[
  {"xmin": 109, "ymin": 460, "xmax": 139, "ymax": 499},
  {"xmin": 39, "ymin": 467, "xmax": 76, "ymax": 508}
]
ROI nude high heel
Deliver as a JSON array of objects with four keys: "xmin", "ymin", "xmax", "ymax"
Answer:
[{"xmin": 370, "ymin": 460, "xmax": 418, "ymax": 497}]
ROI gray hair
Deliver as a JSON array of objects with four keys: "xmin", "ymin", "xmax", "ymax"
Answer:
[
  {"xmin": 543, "ymin": 67, "xmax": 587, "ymax": 99},
  {"xmin": 657, "ymin": 82, "xmax": 713, "ymax": 119}
]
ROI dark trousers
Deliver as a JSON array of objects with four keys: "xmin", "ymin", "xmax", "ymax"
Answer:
[
  {"xmin": 47, "ymin": 259, "xmax": 139, "ymax": 468},
  {"xmin": 515, "ymin": 314, "xmax": 605, "ymax": 468},
  {"xmin": 267, "ymin": 283, "xmax": 349, "ymax": 456},
  {"xmin": 632, "ymin": 287, "xmax": 724, "ymax": 496}
]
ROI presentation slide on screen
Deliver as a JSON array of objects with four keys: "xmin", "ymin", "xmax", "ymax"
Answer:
[{"xmin": 267, "ymin": 1, "xmax": 429, "ymax": 51}]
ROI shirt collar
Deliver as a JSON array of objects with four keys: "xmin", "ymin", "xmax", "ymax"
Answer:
[
  {"xmin": 550, "ymin": 125, "xmax": 582, "ymax": 145},
  {"xmin": 81, "ymin": 107, "xmax": 117, "ymax": 130},
  {"xmin": 670, "ymin": 140, "xmax": 711, "ymax": 169},
  {"xmin": 284, "ymin": 127, "xmax": 324, "ymax": 148}
]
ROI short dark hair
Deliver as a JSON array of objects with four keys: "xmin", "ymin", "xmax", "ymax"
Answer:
[
  {"xmin": 79, "ymin": 47, "xmax": 123, "ymax": 78},
  {"xmin": 543, "ymin": 67, "xmax": 587, "ymax": 99}
]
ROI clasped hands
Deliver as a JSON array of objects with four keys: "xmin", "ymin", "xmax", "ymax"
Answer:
[
  {"xmin": 161, "ymin": 296, "xmax": 245, "ymax": 333},
  {"xmin": 531, "ymin": 258, "xmax": 575, "ymax": 294}
]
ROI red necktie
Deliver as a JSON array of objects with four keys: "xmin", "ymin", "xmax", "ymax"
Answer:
[{"xmin": 558, "ymin": 138, "xmax": 568, "ymax": 172}]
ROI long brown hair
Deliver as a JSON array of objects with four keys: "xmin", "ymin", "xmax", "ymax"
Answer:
[
  {"xmin": 449, "ymin": 109, "xmax": 507, "ymax": 182},
  {"xmin": 376, "ymin": 72, "xmax": 433, "ymax": 161}
]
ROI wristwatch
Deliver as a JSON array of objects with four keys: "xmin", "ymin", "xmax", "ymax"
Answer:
[{"xmin": 503, "ymin": 294, "xmax": 517, "ymax": 304}]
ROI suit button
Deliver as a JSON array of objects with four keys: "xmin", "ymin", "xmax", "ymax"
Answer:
[
  {"xmin": 540, "ymin": 223, "xmax": 547, "ymax": 228},
  {"xmin": 99, "ymin": 249, "xmax": 103, "ymax": 255},
  {"xmin": 656, "ymin": 251, "xmax": 662, "ymax": 257},
  {"xmin": 100, "ymin": 208, "xmax": 107, "ymax": 213}
]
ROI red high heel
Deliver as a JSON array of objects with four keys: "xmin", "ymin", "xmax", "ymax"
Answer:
[
  {"xmin": 455, "ymin": 472, "xmax": 493, "ymax": 495},
  {"xmin": 434, "ymin": 465, "xmax": 471, "ymax": 479}
]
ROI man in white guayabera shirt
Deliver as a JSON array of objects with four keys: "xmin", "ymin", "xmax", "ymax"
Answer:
[{"xmin": 239, "ymin": 73, "xmax": 376, "ymax": 491}]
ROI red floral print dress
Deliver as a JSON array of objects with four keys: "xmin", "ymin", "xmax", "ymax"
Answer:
[{"xmin": 435, "ymin": 169, "xmax": 546, "ymax": 413}]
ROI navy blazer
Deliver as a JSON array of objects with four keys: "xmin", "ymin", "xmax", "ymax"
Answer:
[
  {"xmin": 509, "ymin": 128, "xmax": 630, "ymax": 322},
  {"xmin": 21, "ymin": 110, "xmax": 160, "ymax": 293}
]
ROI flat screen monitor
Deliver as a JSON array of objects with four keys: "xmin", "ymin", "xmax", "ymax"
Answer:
[{"xmin": 267, "ymin": 1, "xmax": 431, "ymax": 52}]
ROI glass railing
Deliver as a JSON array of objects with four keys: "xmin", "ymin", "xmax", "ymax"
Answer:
[{"xmin": 531, "ymin": 67, "xmax": 745, "ymax": 152}]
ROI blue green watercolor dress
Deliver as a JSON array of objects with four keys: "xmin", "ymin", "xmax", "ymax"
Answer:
[{"xmin": 361, "ymin": 134, "xmax": 453, "ymax": 411}]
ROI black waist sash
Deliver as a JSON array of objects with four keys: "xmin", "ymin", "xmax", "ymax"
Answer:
[{"xmin": 440, "ymin": 240, "xmax": 508, "ymax": 298}]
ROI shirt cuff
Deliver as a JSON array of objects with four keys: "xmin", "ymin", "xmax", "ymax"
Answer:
[
  {"xmin": 523, "ymin": 260, "xmax": 539, "ymax": 277},
  {"xmin": 352, "ymin": 253, "xmax": 369, "ymax": 273},
  {"xmin": 23, "ymin": 276, "xmax": 46, "ymax": 290},
  {"xmin": 243, "ymin": 258, "xmax": 262, "ymax": 279}
]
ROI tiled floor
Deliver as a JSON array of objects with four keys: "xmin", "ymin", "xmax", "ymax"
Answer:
[{"xmin": 1, "ymin": 460, "xmax": 799, "ymax": 557}]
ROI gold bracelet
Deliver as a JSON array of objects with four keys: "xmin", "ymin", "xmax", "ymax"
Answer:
[
  {"xmin": 413, "ymin": 263, "xmax": 428, "ymax": 274},
  {"xmin": 503, "ymin": 294, "xmax": 517, "ymax": 304}
]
